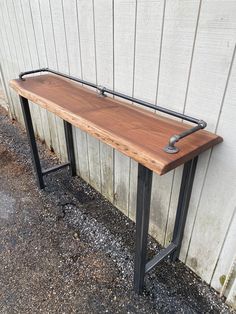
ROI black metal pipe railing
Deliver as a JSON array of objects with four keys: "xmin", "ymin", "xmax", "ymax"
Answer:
[{"xmin": 19, "ymin": 68, "xmax": 207, "ymax": 153}]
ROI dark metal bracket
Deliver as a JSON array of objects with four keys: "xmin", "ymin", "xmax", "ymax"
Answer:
[{"xmin": 19, "ymin": 68, "xmax": 207, "ymax": 154}]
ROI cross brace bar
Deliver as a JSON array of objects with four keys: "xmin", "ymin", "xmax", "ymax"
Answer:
[
  {"xmin": 145, "ymin": 242, "xmax": 177, "ymax": 273},
  {"xmin": 42, "ymin": 162, "xmax": 70, "ymax": 176}
]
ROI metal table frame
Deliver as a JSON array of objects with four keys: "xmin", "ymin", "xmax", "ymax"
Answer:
[{"xmin": 20, "ymin": 94, "xmax": 198, "ymax": 294}]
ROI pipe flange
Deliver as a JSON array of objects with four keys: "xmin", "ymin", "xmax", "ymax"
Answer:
[
  {"xmin": 163, "ymin": 145, "xmax": 180, "ymax": 154},
  {"xmin": 97, "ymin": 85, "xmax": 107, "ymax": 97}
]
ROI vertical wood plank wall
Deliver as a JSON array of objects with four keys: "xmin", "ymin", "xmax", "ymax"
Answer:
[{"xmin": 0, "ymin": 0, "xmax": 235, "ymax": 307}]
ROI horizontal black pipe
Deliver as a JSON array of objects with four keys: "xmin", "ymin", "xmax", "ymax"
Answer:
[
  {"xmin": 19, "ymin": 68, "xmax": 207, "ymax": 154},
  {"xmin": 19, "ymin": 68, "xmax": 202, "ymax": 124}
]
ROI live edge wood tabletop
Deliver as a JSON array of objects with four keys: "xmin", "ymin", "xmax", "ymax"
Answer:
[{"xmin": 9, "ymin": 74, "xmax": 222, "ymax": 176}]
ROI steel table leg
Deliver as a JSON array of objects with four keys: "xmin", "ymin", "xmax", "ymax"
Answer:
[
  {"xmin": 19, "ymin": 96, "xmax": 44, "ymax": 189},
  {"xmin": 170, "ymin": 156, "xmax": 198, "ymax": 261},
  {"xmin": 134, "ymin": 157, "xmax": 198, "ymax": 294},
  {"xmin": 63, "ymin": 120, "xmax": 76, "ymax": 176},
  {"xmin": 134, "ymin": 163, "xmax": 153, "ymax": 294}
]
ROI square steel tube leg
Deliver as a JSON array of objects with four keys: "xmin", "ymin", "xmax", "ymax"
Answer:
[
  {"xmin": 19, "ymin": 96, "xmax": 45, "ymax": 189},
  {"xmin": 63, "ymin": 120, "xmax": 76, "ymax": 177},
  {"xmin": 170, "ymin": 156, "xmax": 198, "ymax": 262},
  {"xmin": 134, "ymin": 163, "xmax": 153, "ymax": 294}
]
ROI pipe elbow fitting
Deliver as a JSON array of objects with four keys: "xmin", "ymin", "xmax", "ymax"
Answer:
[
  {"xmin": 198, "ymin": 120, "xmax": 207, "ymax": 129},
  {"xmin": 169, "ymin": 134, "xmax": 180, "ymax": 147}
]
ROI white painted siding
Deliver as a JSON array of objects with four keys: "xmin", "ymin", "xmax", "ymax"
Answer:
[{"xmin": 0, "ymin": 0, "xmax": 235, "ymax": 308}]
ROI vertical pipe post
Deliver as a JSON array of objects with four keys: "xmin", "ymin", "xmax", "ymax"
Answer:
[
  {"xmin": 19, "ymin": 96, "xmax": 44, "ymax": 189},
  {"xmin": 170, "ymin": 156, "xmax": 198, "ymax": 261},
  {"xmin": 134, "ymin": 163, "xmax": 153, "ymax": 294},
  {"xmin": 63, "ymin": 120, "xmax": 76, "ymax": 176}
]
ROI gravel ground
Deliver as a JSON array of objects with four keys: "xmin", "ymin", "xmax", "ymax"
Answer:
[{"xmin": 0, "ymin": 103, "xmax": 235, "ymax": 314}]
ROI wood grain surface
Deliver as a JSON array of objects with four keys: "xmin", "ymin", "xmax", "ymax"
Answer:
[{"xmin": 10, "ymin": 74, "xmax": 222, "ymax": 175}]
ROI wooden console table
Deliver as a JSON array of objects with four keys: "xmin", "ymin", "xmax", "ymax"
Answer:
[{"xmin": 10, "ymin": 68, "xmax": 222, "ymax": 294}]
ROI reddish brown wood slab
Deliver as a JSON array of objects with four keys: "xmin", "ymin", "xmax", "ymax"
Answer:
[{"xmin": 10, "ymin": 74, "xmax": 222, "ymax": 175}]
